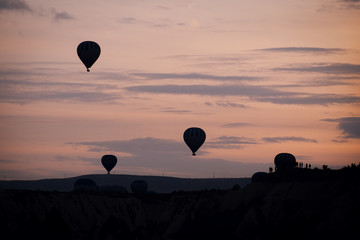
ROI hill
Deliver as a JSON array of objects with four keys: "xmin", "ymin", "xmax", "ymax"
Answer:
[
  {"xmin": 0, "ymin": 174, "xmax": 251, "ymax": 193},
  {"xmin": 1, "ymin": 166, "xmax": 359, "ymax": 239}
]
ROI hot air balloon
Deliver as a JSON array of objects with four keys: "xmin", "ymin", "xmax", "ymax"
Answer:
[
  {"xmin": 77, "ymin": 41, "xmax": 101, "ymax": 72},
  {"xmin": 183, "ymin": 127, "xmax": 206, "ymax": 156},
  {"xmin": 274, "ymin": 153, "xmax": 296, "ymax": 171},
  {"xmin": 101, "ymin": 155, "xmax": 117, "ymax": 174}
]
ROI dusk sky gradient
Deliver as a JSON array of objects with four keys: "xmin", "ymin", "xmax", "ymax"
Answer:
[{"xmin": 0, "ymin": 0, "xmax": 359, "ymax": 180}]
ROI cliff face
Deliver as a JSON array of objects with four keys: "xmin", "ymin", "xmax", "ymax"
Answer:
[{"xmin": 1, "ymin": 169, "xmax": 359, "ymax": 240}]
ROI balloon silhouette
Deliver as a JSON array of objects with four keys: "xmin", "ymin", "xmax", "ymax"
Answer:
[
  {"xmin": 274, "ymin": 153, "xmax": 296, "ymax": 171},
  {"xmin": 183, "ymin": 127, "xmax": 206, "ymax": 156},
  {"xmin": 101, "ymin": 155, "xmax": 117, "ymax": 174},
  {"xmin": 77, "ymin": 41, "xmax": 101, "ymax": 72}
]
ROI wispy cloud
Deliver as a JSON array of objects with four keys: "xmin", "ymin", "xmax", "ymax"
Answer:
[
  {"xmin": 340, "ymin": 0, "xmax": 360, "ymax": 10},
  {"xmin": 132, "ymin": 72, "xmax": 259, "ymax": 82},
  {"xmin": 159, "ymin": 107, "xmax": 192, "ymax": 113},
  {"xmin": 70, "ymin": 137, "xmax": 267, "ymax": 177},
  {"xmin": 125, "ymin": 84, "xmax": 360, "ymax": 106},
  {"xmin": 0, "ymin": 77, "xmax": 121, "ymax": 104},
  {"xmin": 323, "ymin": 117, "xmax": 360, "ymax": 138},
  {"xmin": 126, "ymin": 84, "xmax": 287, "ymax": 97},
  {"xmin": 259, "ymin": 47, "xmax": 346, "ymax": 55},
  {"xmin": 221, "ymin": 122, "xmax": 252, "ymax": 128},
  {"xmin": 0, "ymin": 0, "xmax": 31, "ymax": 12},
  {"xmin": 118, "ymin": 17, "xmax": 138, "ymax": 24},
  {"xmin": 273, "ymin": 63, "xmax": 360, "ymax": 75},
  {"xmin": 262, "ymin": 136, "xmax": 318, "ymax": 143},
  {"xmin": 118, "ymin": 17, "xmax": 179, "ymax": 29},
  {"xmin": 215, "ymin": 101, "xmax": 247, "ymax": 108},
  {"xmin": 52, "ymin": 10, "xmax": 75, "ymax": 21},
  {"xmin": 206, "ymin": 136, "xmax": 258, "ymax": 149},
  {"xmin": 256, "ymin": 94, "xmax": 360, "ymax": 105},
  {"xmin": 0, "ymin": 90, "xmax": 121, "ymax": 104}
]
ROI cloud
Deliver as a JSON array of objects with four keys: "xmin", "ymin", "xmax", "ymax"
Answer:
[
  {"xmin": 72, "ymin": 137, "xmax": 185, "ymax": 154},
  {"xmin": 53, "ymin": 10, "xmax": 75, "ymax": 21},
  {"xmin": 119, "ymin": 17, "xmax": 138, "ymax": 24},
  {"xmin": 339, "ymin": 0, "xmax": 360, "ymax": 10},
  {"xmin": 126, "ymin": 84, "xmax": 288, "ymax": 97},
  {"xmin": 159, "ymin": 107, "xmax": 192, "ymax": 113},
  {"xmin": 273, "ymin": 63, "xmax": 360, "ymax": 75},
  {"xmin": 323, "ymin": 117, "xmax": 360, "ymax": 138},
  {"xmin": 70, "ymin": 137, "xmax": 268, "ymax": 177},
  {"xmin": 132, "ymin": 72, "xmax": 259, "ymax": 82},
  {"xmin": 259, "ymin": 47, "xmax": 345, "ymax": 55},
  {"xmin": 0, "ymin": 0, "xmax": 31, "ymax": 12},
  {"xmin": 256, "ymin": 94, "xmax": 360, "ymax": 105},
  {"xmin": 0, "ymin": 90, "xmax": 121, "ymax": 104},
  {"xmin": 262, "ymin": 136, "xmax": 318, "ymax": 143},
  {"xmin": 0, "ymin": 77, "xmax": 121, "ymax": 104},
  {"xmin": 206, "ymin": 136, "xmax": 258, "ymax": 149},
  {"xmin": 215, "ymin": 101, "xmax": 247, "ymax": 108},
  {"xmin": 125, "ymin": 84, "xmax": 360, "ymax": 105},
  {"xmin": 118, "ymin": 17, "xmax": 177, "ymax": 29},
  {"xmin": 221, "ymin": 122, "xmax": 252, "ymax": 128}
]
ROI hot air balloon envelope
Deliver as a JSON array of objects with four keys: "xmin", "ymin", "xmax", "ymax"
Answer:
[
  {"xmin": 77, "ymin": 41, "xmax": 101, "ymax": 72},
  {"xmin": 101, "ymin": 155, "xmax": 117, "ymax": 174},
  {"xmin": 274, "ymin": 153, "xmax": 296, "ymax": 171},
  {"xmin": 183, "ymin": 127, "xmax": 206, "ymax": 156}
]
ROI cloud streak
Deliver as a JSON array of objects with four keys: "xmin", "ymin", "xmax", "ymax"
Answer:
[
  {"xmin": 52, "ymin": 10, "xmax": 75, "ymax": 21},
  {"xmin": 323, "ymin": 117, "xmax": 360, "ymax": 139},
  {"xmin": 273, "ymin": 63, "xmax": 360, "ymax": 75},
  {"xmin": 206, "ymin": 136, "xmax": 258, "ymax": 149},
  {"xmin": 262, "ymin": 136, "xmax": 318, "ymax": 143},
  {"xmin": 340, "ymin": 0, "xmax": 360, "ymax": 10},
  {"xmin": 221, "ymin": 122, "xmax": 252, "ymax": 128},
  {"xmin": 126, "ymin": 84, "xmax": 289, "ymax": 97},
  {"xmin": 0, "ymin": 77, "xmax": 121, "ymax": 104},
  {"xmin": 70, "ymin": 137, "xmax": 268, "ymax": 177},
  {"xmin": 259, "ymin": 47, "xmax": 345, "ymax": 55},
  {"xmin": 132, "ymin": 72, "xmax": 259, "ymax": 82},
  {"xmin": 0, "ymin": 0, "xmax": 31, "ymax": 12},
  {"xmin": 126, "ymin": 84, "xmax": 360, "ymax": 105}
]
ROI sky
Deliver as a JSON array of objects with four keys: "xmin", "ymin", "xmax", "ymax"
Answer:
[{"xmin": 0, "ymin": 0, "xmax": 359, "ymax": 180}]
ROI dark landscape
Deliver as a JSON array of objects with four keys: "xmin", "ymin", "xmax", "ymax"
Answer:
[
  {"xmin": 0, "ymin": 174, "xmax": 250, "ymax": 193},
  {"xmin": 1, "ymin": 165, "xmax": 359, "ymax": 240}
]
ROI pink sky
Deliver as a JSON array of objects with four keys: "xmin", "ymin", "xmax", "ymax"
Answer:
[{"xmin": 0, "ymin": 0, "xmax": 359, "ymax": 180}]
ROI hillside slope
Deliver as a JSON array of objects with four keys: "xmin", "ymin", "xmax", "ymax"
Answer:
[
  {"xmin": 1, "ymin": 167, "xmax": 359, "ymax": 240},
  {"xmin": 0, "ymin": 174, "xmax": 250, "ymax": 193}
]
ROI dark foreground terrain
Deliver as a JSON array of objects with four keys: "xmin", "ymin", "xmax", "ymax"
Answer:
[{"xmin": 1, "ymin": 167, "xmax": 359, "ymax": 240}]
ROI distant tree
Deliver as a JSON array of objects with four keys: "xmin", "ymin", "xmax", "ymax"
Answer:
[
  {"xmin": 269, "ymin": 167, "xmax": 273, "ymax": 173},
  {"xmin": 322, "ymin": 165, "xmax": 329, "ymax": 170}
]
